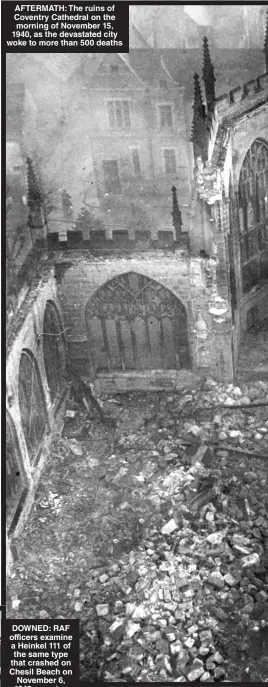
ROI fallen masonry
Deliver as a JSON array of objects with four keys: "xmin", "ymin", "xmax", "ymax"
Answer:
[{"xmin": 7, "ymin": 377, "xmax": 268, "ymax": 682}]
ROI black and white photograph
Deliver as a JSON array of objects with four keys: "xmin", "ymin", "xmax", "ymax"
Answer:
[{"xmin": 5, "ymin": 3, "xmax": 268, "ymax": 682}]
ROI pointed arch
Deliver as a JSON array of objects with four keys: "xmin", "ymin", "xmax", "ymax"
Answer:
[
  {"xmin": 18, "ymin": 349, "xmax": 48, "ymax": 464},
  {"xmin": 85, "ymin": 272, "xmax": 190, "ymax": 373},
  {"xmin": 238, "ymin": 139, "xmax": 268, "ymax": 292},
  {"xmin": 42, "ymin": 300, "xmax": 66, "ymax": 405}
]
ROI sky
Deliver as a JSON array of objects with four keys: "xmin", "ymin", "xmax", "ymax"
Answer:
[
  {"xmin": 130, "ymin": 5, "xmax": 266, "ymax": 49},
  {"xmin": 184, "ymin": 5, "xmax": 212, "ymax": 25}
]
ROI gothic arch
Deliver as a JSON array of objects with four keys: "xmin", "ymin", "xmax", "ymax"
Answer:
[
  {"xmin": 234, "ymin": 136, "xmax": 268, "ymax": 186},
  {"xmin": 85, "ymin": 271, "xmax": 190, "ymax": 373},
  {"xmin": 238, "ymin": 138, "xmax": 268, "ymax": 211},
  {"xmin": 18, "ymin": 349, "xmax": 48, "ymax": 464},
  {"xmin": 6, "ymin": 410, "xmax": 28, "ymax": 532},
  {"xmin": 42, "ymin": 300, "xmax": 66, "ymax": 405},
  {"xmin": 238, "ymin": 139, "xmax": 268, "ymax": 292}
]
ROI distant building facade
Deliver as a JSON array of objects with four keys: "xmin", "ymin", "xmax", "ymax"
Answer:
[
  {"xmin": 7, "ymin": 49, "xmax": 265, "ymax": 242},
  {"xmin": 67, "ymin": 51, "xmax": 192, "ymax": 241},
  {"xmin": 50, "ymin": 47, "xmax": 264, "ymax": 242}
]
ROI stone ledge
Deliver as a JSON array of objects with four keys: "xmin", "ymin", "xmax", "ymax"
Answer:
[
  {"xmin": 50, "ymin": 248, "xmax": 190, "ymax": 263},
  {"xmin": 93, "ymin": 369, "xmax": 198, "ymax": 394}
]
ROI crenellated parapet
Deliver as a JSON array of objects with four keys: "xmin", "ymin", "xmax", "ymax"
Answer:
[
  {"xmin": 192, "ymin": 34, "xmax": 268, "ymax": 166},
  {"xmin": 47, "ymin": 227, "xmax": 190, "ymax": 252},
  {"xmin": 205, "ymin": 72, "xmax": 268, "ymax": 163},
  {"xmin": 214, "ymin": 73, "xmax": 268, "ymax": 119}
]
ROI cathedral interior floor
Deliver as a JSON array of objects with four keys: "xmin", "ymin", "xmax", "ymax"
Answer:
[{"xmin": 6, "ymin": 371, "xmax": 268, "ymax": 682}]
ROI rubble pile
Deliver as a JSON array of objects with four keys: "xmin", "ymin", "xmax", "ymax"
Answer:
[
  {"xmin": 8, "ymin": 378, "xmax": 268, "ymax": 682},
  {"xmin": 78, "ymin": 381, "xmax": 268, "ymax": 682}
]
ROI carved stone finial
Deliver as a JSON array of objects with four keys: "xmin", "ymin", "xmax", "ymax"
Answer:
[
  {"xmin": 208, "ymin": 294, "xmax": 228, "ymax": 322},
  {"xmin": 26, "ymin": 157, "xmax": 42, "ymax": 210},
  {"xmin": 202, "ymin": 36, "xmax": 216, "ymax": 113},
  {"xmin": 191, "ymin": 73, "xmax": 207, "ymax": 161}
]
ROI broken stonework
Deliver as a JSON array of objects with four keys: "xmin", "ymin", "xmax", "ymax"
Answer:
[{"xmin": 8, "ymin": 374, "xmax": 268, "ymax": 683}]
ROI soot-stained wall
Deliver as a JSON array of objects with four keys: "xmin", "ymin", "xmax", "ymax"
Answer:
[{"xmin": 55, "ymin": 247, "xmax": 235, "ymax": 391}]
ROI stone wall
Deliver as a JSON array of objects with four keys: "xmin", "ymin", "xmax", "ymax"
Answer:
[
  {"xmin": 55, "ymin": 246, "xmax": 234, "ymax": 390},
  {"xmin": 5, "ymin": 247, "xmax": 236, "ymax": 564},
  {"xmin": 6, "ymin": 265, "xmax": 67, "ymax": 545}
]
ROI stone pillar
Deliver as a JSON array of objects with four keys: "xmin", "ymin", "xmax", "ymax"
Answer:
[{"xmin": 209, "ymin": 294, "xmax": 234, "ymax": 382}]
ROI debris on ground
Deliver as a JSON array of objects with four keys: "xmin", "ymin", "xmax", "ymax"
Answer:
[{"xmin": 7, "ymin": 328, "xmax": 268, "ymax": 683}]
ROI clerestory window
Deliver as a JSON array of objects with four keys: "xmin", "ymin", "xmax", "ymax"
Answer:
[{"xmin": 238, "ymin": 139, "xmax": 268, "ymax": 293}]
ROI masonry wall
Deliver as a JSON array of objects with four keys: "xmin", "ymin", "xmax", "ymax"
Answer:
[
  {"xmin": 55, "ymin": 247, "xmax": 234, "ymax": 391},
  {"xmin": 6, "ymin": 266, "xmax": 67, "ymax": 545},
  {"xmin": 5, "ymin": 246, "xmax": 236, "ymax": 564},
  {"xmin": 190, "ymin": 79, "xmax": 268, "ymax": 373}
]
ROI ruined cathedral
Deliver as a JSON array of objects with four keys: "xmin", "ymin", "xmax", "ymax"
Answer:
[{"xmin": 6, "ymin": 27, "xmax": 268, "ymax": 564}]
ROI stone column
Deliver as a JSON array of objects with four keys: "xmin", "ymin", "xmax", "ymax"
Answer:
[{"xmin": 209, "ymin": 294, "xmax": 234, "ymax": 382}]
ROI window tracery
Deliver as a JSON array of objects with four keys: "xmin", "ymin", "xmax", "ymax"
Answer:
[
  {"xmin": 43, "ymin": 301, "xmax": 66, "ymax": 404},
  {"xmin": 85, "ymin": 272, "xmax": 190, "ymax": 372},
  {"xmin": 238, "ymin": 139, "xmax": 268, "ymax": 292},
  {"xmin": 18, "ymin": 350, "xmax": 48, "ymax": 464}
]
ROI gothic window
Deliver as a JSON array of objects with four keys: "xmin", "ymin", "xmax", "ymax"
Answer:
[
  {"xmin": 18, "ymin": 350, "xmax": 48, "ymax": 464},
  {"xmin": 6, "ymin": 411, "xmax": 28, "ymax": 530},
  {"xmin": 43, "ymin": 301, "xmax": 66, "ymax": 405},
  {"xmin": 228, "ymin": 177, "xmax": 238, "ymax": 316},
  {"xmin": 85, "ymin": 272, "xmax": 190, "ymax": 373},
  {"xmin": 238, "ymin": 139, "xmax": 268, "ymax": 292}
]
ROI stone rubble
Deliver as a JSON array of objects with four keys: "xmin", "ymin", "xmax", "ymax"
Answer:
[
  {"xmin": 8, "ymin": 376, "xmax": 268, "ymax": 682},
  {"xmin": 76, "ymin": 379, "xmax": 268, "ymax": 681}
]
